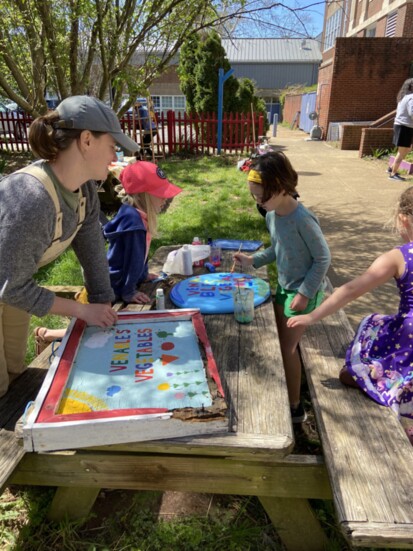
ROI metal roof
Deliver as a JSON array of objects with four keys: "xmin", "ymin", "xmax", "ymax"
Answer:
[{"xmin": 221, "ymin": 38, "xmax": 321, "ymax": 63}]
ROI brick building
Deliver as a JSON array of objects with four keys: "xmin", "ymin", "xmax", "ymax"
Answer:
[{"xmin": 316, "ymin": 0, "xmax": 413, "ymax": 147}]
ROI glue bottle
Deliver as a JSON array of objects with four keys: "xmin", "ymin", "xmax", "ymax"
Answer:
[
  {"xmin": 156, "ymin": 288, "xmax": 165, "ymax": 310},
  {"xmin": 182, "ymin": 245, "xmax": 193, "ymax": 276},
  {"xmin": 192, "ymin": 237, "xmax": 204, "ymax": 267}
]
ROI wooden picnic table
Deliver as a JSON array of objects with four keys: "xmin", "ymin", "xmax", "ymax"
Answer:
[{"xmin": 6, "ymin": 246, "xmax": 332, "ymax": 551}]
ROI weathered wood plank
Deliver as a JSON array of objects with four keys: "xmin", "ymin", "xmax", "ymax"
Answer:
[
  {"xmin": 260, "ymin": 496, "xmax": 330, "ymax": 551},
  {"xmin": 0, "ymin": 429, "xmax": 25, "ymax": 491},
  {"xmin": 88, "ymin": 433, "xmax": 293, "ymax": 460},
  {"xmin": 43, "ymin": 285, "xmax": 83, "ymax": 297},
  {"xmin": 300, "ymin": 279, "xmax": 413, "ymax": 548},
  {"xmin": 11, "ymin": 453, "xmax": 332, "ymax": 500},
  {"xmin": 0, "ymin": 344, "xmax": 57, "ymax": 491},
  {"xmin": 48, "ymin": 487, "xmax": 101, "ymax": 522},
  {"xmin": 125, "ymin": 246, "xmax": 295, "ymax": 456},
  {"xmin": 342, "ymin": 522, "xmax": 413, "ymax": 549}
]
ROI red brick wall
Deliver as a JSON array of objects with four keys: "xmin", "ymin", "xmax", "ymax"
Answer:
[
  {"xmin": 283, "ymin": 95, "xmax": 302, "ymax": 125},
  {"xmin": 359, "ymin": 128, "xmax": 394, "ymax": 157},
  {"xmin": 400, "ymin": 3, "xmax": 413, "ymax": 37},
  {"xmin": 367, "ymin": 0, "xmax": 384, "ymax": 19},
  {"xmin": 376, "ymin": 16, "xmax": 387, "ymax": 36},
  {"xmin": 317, "ymin": 61, "xmax": 333, "ymax": 137},
  {"xmin": 322, "ymin": 37, "xmax": 413, "ymax": 139},
  {"xmin": 340, "ymin": 125, "xmax": 368, "ymax": 150}
]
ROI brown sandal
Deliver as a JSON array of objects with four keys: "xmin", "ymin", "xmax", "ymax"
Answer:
[{"xmin": 34, "ymin": 327, "xmax": 55, "ymax": 356}]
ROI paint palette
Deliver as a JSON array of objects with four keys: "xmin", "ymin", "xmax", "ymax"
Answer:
[
  {"xmin": 170, "ymin": 272, "xmax": 270, "ymax": 314},
  {"xmin": 23, "ymin": 309, "xmax": 227, "ymax": 452},
  {"xmin": 212, "ymin": 239, "xmax": 263, "ymax": 251}
]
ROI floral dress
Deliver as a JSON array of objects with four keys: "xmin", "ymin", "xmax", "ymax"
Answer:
[{"xmin": 346, "ymin": 242, "xmax": 413, "ymax": 426}]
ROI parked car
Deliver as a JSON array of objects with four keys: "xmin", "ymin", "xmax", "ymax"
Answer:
[
  {"xmin": 0, "ymin": 101, "xmax": 27, "ymax": 140},
  {"xmin": 46, "ymin": 98, "xmax": 59, "ymax": 109}
]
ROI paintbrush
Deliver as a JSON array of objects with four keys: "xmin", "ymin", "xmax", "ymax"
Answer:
[{"xmin": 230, "ymin": 243, "xmax": 242, "ymax": 273}]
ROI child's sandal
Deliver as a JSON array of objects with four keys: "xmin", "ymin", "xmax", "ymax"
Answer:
[
  {"xmin": 339, "ymin": 366, "xmax": 359, "ymax": 388},
  {"xmin": 34, "ymin": 327, "xmax": 54, "ymax": 356}
]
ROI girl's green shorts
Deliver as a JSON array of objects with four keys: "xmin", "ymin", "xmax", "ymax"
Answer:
[{"xmin": 275, "ymin": 286, "xmax": 324, "ymax": 318}]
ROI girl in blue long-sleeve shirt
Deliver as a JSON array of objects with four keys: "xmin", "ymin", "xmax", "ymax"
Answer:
[
  {"xmin": 234, "ymin": 151, "xmax": 331, "ymax": 423},
  {"xmin": 103, "ymin": 161, "xmax": 182, "ymax": 303}
]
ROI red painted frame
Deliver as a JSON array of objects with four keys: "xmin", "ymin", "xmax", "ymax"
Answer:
[{"xmin": 36, "ymin": 309, "xmax": 223, "ymax": 424}]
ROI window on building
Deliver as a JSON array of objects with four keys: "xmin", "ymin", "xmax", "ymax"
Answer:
[
  {"xmin": 173, "ymin": 96, "xmax": 186, "ymax": 109},
  {"xmin": 385, "ymin": 11, "xmax": 398, "ymax": 37},
  {"xmin": 365, "ymin": 26, "xmax": 376, "ymax": 37},
  {"xmin": 151, "ymin": 96, "xmax": 160, "ymax": 108},
  {"xmin": 324, "ymin": 9, "xmax": 343, "ymax": 51},
  {"xmin": 155, "ymin": 95, "xmax": 187, "ymax": 116},
  {"xmin": 161, "ymin": 96, "xmax": 173, "ymax": 109}
]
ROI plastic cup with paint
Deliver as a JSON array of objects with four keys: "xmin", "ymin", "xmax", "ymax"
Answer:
[
  {"xmin": 210, "ymin": 245, "xmax": 221, "ymax": 267},
  {"xmin": 233, "ymin": 288, "xmax": 254, "ymax": 324}
]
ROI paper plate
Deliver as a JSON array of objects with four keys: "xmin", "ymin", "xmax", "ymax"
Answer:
[{"xmin": 170, "ymin": 272, "xmax": 270, "ymax": 314}]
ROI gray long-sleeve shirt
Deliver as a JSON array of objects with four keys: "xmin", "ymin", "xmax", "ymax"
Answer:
[
  {"xmin": 252, "ymin": 203, "xmax": 331, "ymax": 299},
  {"xmin": 0, "ymin": 162, "xmax": 115, "ymax": 317}
]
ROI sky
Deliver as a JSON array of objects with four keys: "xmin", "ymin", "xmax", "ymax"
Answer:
[{"xmin": 231, "ymin": 0, "xmax": 326, "ymax": 39}]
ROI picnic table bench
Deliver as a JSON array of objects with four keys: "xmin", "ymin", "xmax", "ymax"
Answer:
[
  {"xmin": 1, "ymin": 248, "xmax": 413, "ymax": 549},
  {"xmin": 300, "ymin": 280, "xmax": 413, "ymax": 548}
]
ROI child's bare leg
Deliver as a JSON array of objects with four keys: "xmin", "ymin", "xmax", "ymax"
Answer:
[{"xmin": 275, "ymin": 304, "xmax": 306, "ymax": 406}]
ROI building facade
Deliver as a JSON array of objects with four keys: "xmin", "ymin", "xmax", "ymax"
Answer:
[
  {"xmin": 221, "ymin": 38, "xmax": 321, "ymax": 104},
  {"xmin": 316, "ymin": 0, "xmax": 413, "ymax": 141}
]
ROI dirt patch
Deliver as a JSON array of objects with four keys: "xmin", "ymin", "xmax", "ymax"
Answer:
[{"xmin": 0, "ymin": 150, "xmax": 33, "ymax": 174}]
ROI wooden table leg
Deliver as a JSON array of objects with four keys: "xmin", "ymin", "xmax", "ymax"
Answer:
[
  {"xmin": 48, "ymin": 487, "xmax": 101, "ymax": 521},
  {"xmin": 259, "ymin": 496, "xmax": 329, "ymax": 551}
]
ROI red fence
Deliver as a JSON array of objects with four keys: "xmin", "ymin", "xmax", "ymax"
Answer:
[{"xmin": 0, "ymin": 110, "xmax": 264, "ymax": 155}]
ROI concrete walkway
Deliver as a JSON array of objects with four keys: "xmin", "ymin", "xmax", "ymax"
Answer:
[{"xmin": 268, "ymin": 126, "xmax": 413, "ymax": 329}]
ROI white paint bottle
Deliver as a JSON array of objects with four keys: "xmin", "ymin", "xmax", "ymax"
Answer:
[
  {"xmin": 156, "ymin": 288, "xmax": 165, "ymax": 310},
  {"xmin": 182, "ymin": 245, "xmax": 193, "ymax": 276}
]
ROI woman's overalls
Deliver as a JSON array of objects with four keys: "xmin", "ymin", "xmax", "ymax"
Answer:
[{"xmin": 0, "ymin": 165, "xmax": 86, "ymax": 396}]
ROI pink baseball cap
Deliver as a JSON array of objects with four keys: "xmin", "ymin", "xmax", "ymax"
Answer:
[{"xmin": 120, "ymin": 161, "xmax": 182, "ymax": 198}]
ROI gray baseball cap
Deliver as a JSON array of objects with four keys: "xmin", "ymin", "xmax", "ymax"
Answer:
[{"xmin": 56, "ymin": 95, "xmax": 139, "ymax": 153}]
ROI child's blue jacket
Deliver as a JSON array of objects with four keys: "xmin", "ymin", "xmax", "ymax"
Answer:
[{"xmin": 103, "ymin": 204, "xmax": 149, "ymax": 302}]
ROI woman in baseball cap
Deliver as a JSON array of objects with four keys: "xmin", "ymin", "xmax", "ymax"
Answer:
[
  {"xmin": 104, "ymin": 161, "xmax": 182, "ymax": 304},
  {"xmin": 0, "ymin": 95, "xmax": 138, "ymax": 397}
]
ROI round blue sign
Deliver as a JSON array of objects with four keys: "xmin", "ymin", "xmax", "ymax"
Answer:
[{"xmin": 170, "ymin": 272, "xmax": 270, "ymax": 314}]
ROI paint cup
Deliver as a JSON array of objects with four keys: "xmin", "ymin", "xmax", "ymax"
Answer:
[
  {"xmin": 233, "ymin": 288, "xmax": 254, "ymax": 324},
  {"xmin": 210, "ymin": 245, "xmax": 221, "ymax": 267}
]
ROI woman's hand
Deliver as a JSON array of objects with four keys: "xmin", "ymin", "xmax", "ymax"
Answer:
[
  {"xmin": 79, "ymin": 303, "xmax": 118, "ymax": 327},
  {"xmin": 50, "ymin": 296, "xmax": 117, "ymax": 327},
  {"xmin": 146, "ymin": 272, "xmax": 159, "ymax": 281},
  {"xmin": 129, "ymin": 291, "xmax": 151, "ymax": 304}
]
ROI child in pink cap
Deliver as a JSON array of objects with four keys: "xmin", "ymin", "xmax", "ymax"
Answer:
[{"xmin": 103, "ymin": 161, "xmax": 182, "ymax": 304}]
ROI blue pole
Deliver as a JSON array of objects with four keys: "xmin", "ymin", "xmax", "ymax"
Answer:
[{"xmin": 217, "ymin": 67, "xmax": 234, "ymax": 154}]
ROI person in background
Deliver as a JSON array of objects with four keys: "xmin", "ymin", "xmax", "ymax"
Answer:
[
  {"xmin": 233, "ymin": 151, "xmax": 331, "ymax": 423},
  {"xmin": 0, "ymin": 95, "xmax": 139, "ymax": 397},
  {"xmin": 287, "ymin": 187, "xmax": 413, "ymax": 445},
  {"xmin": 135, "ymin": 101, "xmax": 158, "ymax": 158},
  {"xmin": 103, "ymin": 161, "xmax": 182, "ymax": 304},
  {"xmin": 389, "ymin": 78, "xmax": 413, "ymax": 181}
]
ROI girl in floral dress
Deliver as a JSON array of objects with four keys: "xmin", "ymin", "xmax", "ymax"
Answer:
[{"xmin": 288, "ymin": 187, "xmax": 413, "ymax": 444}]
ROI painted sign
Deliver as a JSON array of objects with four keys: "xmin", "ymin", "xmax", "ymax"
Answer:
[
  {"xmin": 170, "ymin": 272, "xmax": 270, "ymax": 314},
  {"xmin": 23, "ymin": 309, "xmax": 227, "ymax": 452}
]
